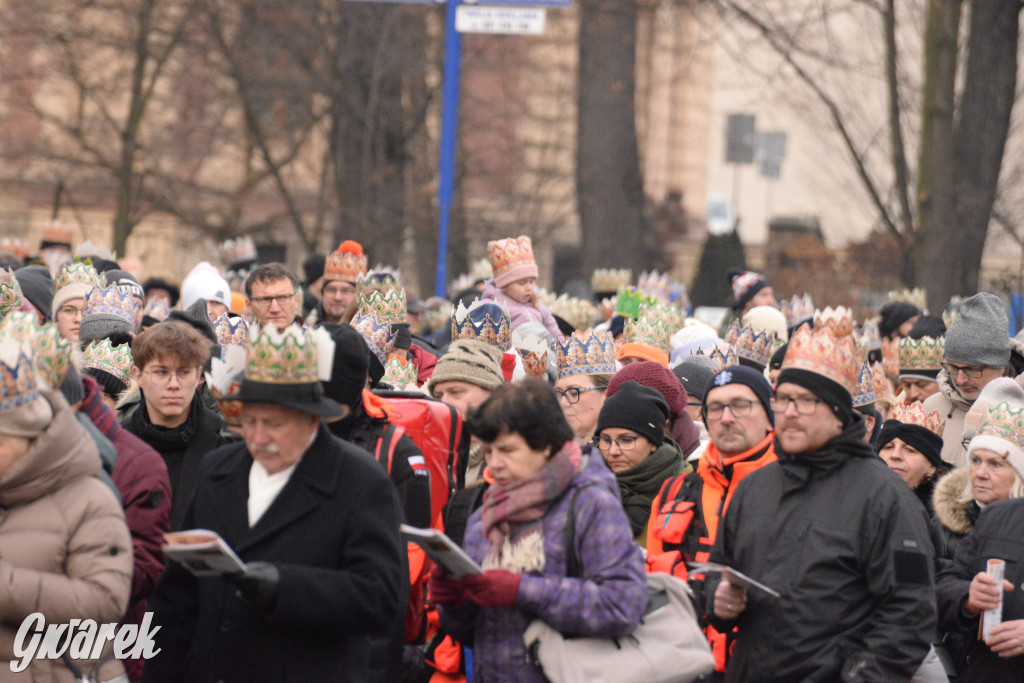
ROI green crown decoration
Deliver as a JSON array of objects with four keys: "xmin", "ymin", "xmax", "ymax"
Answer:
[
  {"xmin": 54, "ymin": 262, "xmax": 101, "ymax": 292},
  {"xmin": 0, "ymin": 270, "xmax": 23, "ymax": 319},
  {"xmin": 613, "ymin": 286, "xmax": 659, "ymax": 320},
  {"xmin": 976, "ymin": 401, "xmax": 1024, "ymax": 452},
  {"xmin": 639, "ymin": 301, "xmax": 686, "ymax": 335},
  {"xmin": 83, "ymin": 339, "xmax": 134, "ymax": 387},
  {"xmin": 898, "ymin": 336, "xmax": 944, "ymax": 372},
  {"xmin": 246, "ymin": 323, "xmax": 318, "ymax": 385},
  {"xmin": 622, "ymin": 316, "xmax": 671, "ymax": 355},
  {"xmin": 358, "ymin": 287, "xmax": 407, "ymax": 326}
]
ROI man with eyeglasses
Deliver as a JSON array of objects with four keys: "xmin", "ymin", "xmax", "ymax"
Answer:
[
  {"xmin": 245, "ymin": 263, "xmax": 303, "ymax": 330},
  {"xmin": 123, "ymin": 321, "xmax": 225, "ymax": 530},
  {"xmin": 705, "ymin": 328, "xmax": 936, "ymax": 682},
  {"xmin": 305, "ymin": 240, "xmax": 366, "ymax": 327},
  {"xmin": 645, "ymin": 365, "xmax": 776, "ymax": 676},
  {"xmin": 924, "ymin": 293, "xmax": 1017, "ymax": 468}
]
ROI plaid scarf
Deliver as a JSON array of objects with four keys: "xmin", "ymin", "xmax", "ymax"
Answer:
[{"xmin": 480, "ymin": 440, "xmax": 582, "ymax": 560}]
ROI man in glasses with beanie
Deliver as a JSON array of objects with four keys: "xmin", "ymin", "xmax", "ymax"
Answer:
[
  {"xmin": 704, "ymin": 326, "xmax": 936, "ymax": 682},
  {"xmin": 645, "ymin": 364, "xmax": 777, "ymax": 676}
]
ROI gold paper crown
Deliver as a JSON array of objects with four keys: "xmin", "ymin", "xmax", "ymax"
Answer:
[
  {"xmin": 782, "ymin": 293, "xmax": 815, "ymax": 329},
  {"xmin": 0, "ymin": 344, "xmax": 40, "ymax": 412},
  {"xmin": 637, "ymin": 270, "xmax": 671, "ymax": 302},
  {"xmin": 725, "ymin": 321, "xmax": 776, "ymax": 368},
  {"xmin": 422, "ymin": 301, "xmax": 454, "ymax": 334},
  {"xmin": 813, "ymin": 306, "xmax": 854, "ymax": 339},
  {"xmin": 519, "ymin": 349, "xmax": 549, "ymax": 378},
  {"xmin": 487, "ymin": 235, "xmax": 536, "ymax": 279},
  {"xmin": 215, "ymin": 315, "xmax": 249, "ymax": 355},
  {"xmin": 219, "ymin": 236, "xmax": 257, "ymax": 267},
  {"xmin": 143, "ymin": 299, "xmax": 170, "ymax": 323},
  {"xmin": 693, "ymin": 345, "xmax": 739, "ymax": 373},
  {"xmin": 859, "ymin": 319, "xmax": 881, "ymax": 352},
  {"xmin": 246, "ymin": 324, "xmax": 319, "ymax": 384},
  {"xmin": 547, "ymin": 294, "xmax": 597, "ymax": 333},
  {"xmin": 0, "ymin": 312, "xmax": 73, "ymax": 389},
  {"xmin": 942, "ymin": 296, "xmax": 962, "ymax": 329},
  {"xmin": 622, "ymin": 316, "xmax": 672, "ymax": 355},
  {"xmin": 83, "ymin": 283, "xmax": 140, "ymax": 325},
  {"xmin": 54, "ymin": 262, "xmax": 101, "ymax": 293},
  {"xmin": 0, "ymin": 270, "xmax": 23, "ymax": 319},
  {"xmin": 40, "ymin": 220, "xmax": 74, "ymax": 248},
  {"xmin": 639, "ymin": 301, "xmax": 687, "ymax": 335},
  {"xmin": 207, "ymin": 346, "xmax": 246, "ymax": 426},
  {"xmin": 597, "ymin": 297, "xmax": 616, "ymax": 321},
  {"xmin": 356, "ymin": 268, "xmax": 402, "ymax": 293},
  {"xmin": 0, "ymin": 238, "xmax": 30, "ymax": 261},
  {"xmin": 888, "ymin": 401, "xmax": 945, "ymax": 437},
  {"xmin": 898, "ymin": 336, "xmax": 943, "ymax": 372},
  {"xmin": 358, "ymin": 288, "xmax": 407, "ymax": 326},
  {"xmin": 324, "ymin": 240, "xmax": 368, "ymax": 284},
  {"xmin": 870, "ymin": 362, "xmax": 896, "ymax": 406},
  {"xmin": 83, "ymin": 339, "xmax": 134, "ymax": 387},
  {"xmin": 975, "ymin": 401, "xmax": 1024, "ymax": 452},
  {"xmin": 592, "ymin": 268, "xmax": 632, "ymax": 293},
  {"xmin": 881, "ymin": 338, "xmax": 899, "ymax": 377},
  {"xmin": 352, "ymin": 310, "xmax": 396, "ymax": 366},
  {"xmin": 557, "ymin": 330, "xmax": 616, "ymax": 378},
  {"xmin": 889, "ymin": 287, "xmax": 928, "ymax": 312},
  {"xmin": 782, "ymin": 324, "xmax": 864, "ymax": 392},
  {"xmin": 851, "ymin": 362, "xmax": 876, "ymax": 408},
  {"xmin": 451, "ymin": 300, "xmax": 512, "ymax": 351},
  {"xmin": 384, "ymin": 355, "xmax": 419, "ymax": 390}
]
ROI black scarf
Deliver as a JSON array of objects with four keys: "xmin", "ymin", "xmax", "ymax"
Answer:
[
  {"xmin": 128, "ymin": 390, "xmax": 201, "ymax": 450},
  {"xmin": 614, "ymin": 439, "xmax": 682, "ymax": 537},
  {"xmin": 775, "ymin": 413, "xmax": 873, "ymax": 489}
]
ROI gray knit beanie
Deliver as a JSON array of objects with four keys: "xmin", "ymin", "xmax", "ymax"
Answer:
[
  {"xmin": 944, "ymin": 293, "xmax": 1010, "ymax": 369},
  {"xmin": 427, "ymin": 339, "xmax": 505, "ymax": 395},
  {"xmin": 672, "ymin": 355, "xmax": 717, "ymax": 402}
]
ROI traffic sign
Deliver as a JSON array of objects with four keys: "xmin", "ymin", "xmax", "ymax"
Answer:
[{"xmin": 456, "ymin": 6, "xmax": 546, "ymax": 34}]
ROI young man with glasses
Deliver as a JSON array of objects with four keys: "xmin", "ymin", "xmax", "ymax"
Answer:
[
  {"xmin": 645, "ymin": 365, "xmax": 776, "ymax": 676},
  {"xmin": 924, "ymin": 292, "xmax": 1016, "ymax": 467},
  {"xmin": 245, "ymin": 263, "xmax": 303, "ymax": 331},
  {"xmin": 706, "ymin": 327, "xmax": 936, "ymax": 682},
  {"xmin": 123, "ymin": 321, "xmax": 225, "ymax": 530},
  {"xmin": 305, "ymin": 240, "xmax": 367, "ymax": 327}
]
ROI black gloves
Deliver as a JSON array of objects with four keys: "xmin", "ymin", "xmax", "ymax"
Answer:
[{"xmin": 227, "ymin": 561, "xmax": 280, "ymax": 613}]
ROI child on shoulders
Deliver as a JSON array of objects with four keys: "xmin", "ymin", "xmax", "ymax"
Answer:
[{"xmin": 480, "ymin": 235, "xmax": 563, "ymax": 341}]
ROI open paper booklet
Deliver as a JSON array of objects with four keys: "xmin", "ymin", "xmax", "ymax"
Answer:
[
  {"xmin": 400, "ymin": 525, "xmax": 483, "ymax": 579},
  {"xmin": 163, "ymin": 529, "xmax": 247, "ymax": 577},
  {"xmin": 687, "ymin": 561, "xmax": 781, "ymax": 598}
]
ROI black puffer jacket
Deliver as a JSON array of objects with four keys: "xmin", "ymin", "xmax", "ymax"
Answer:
[
  {"xmin": 937, "ymin": 498, "xmax": 1024, "ymax": 682},
  {"xmin": 707, "ymin": 416, "xmax": 937, "ymax": 682}
]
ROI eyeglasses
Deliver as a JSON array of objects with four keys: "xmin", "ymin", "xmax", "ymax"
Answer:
[
  {"xmin": 592, "ymin": 434, "xmax": 641, "ymax": 451},
  {"xmin": 57, "ymin": 306, "xmax": 84, "ymax": 319},
  {"xmin": 556, "ymin": 386, "xmax": 604, "ymax": 405},
  {"xmin": 770, "ymin": 395, "xmax": 825, "ymax": 415},
  {"xmin": 248, "ymin": 293, "xmax": 297, "ymax": 310},
  {"xmin": 143, "ymin": 367, "xmax": 200, "ymax": 386},
  {"xmin": 941, "ymin": 362, "xmax": 985, "ymax": 379},
  {"xmin": 705, "ymin": 399, "xmax": 757, "ymax": 420}
]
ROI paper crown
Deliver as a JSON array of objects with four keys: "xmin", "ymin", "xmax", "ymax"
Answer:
[
  {"xmin": 83, "ymin": 339, "xmax": 134, "ymax": 388},
  {"xmin": 451, "ymin": 300, "xmax": 512, "ymax": 351},
  {"xmin": 622, "ymin": 316, "xmax": 672, "ymax": 355},
  {"xmin": 547, "ymin": 293, "xmax": 597, "ymax": 333},
  {"xmin": 0, "ymin": 341, "xmax": 40, "ymax": 413},
  {"xmin": 487, "ymin": 235, "xmax": 537, "ymax": 280},
  {"xmin": 0, "ymin": 238, "xmax": 30, "ymax": 261},
  {"xmin": 637, "ymin": 270, "xmax": 671, "ymax": 302},
  {"xmin": 352, "ymin": 310, "xmax": 397, "ymax": 367},
  {"xmin": 888, "ymin": 401, "xmax": 946, "ymax": 437},
  {"xmin": 219, "ymin": 236, "xmax": 258, "ymax": 268},
  {"xmin": 356, "ymin": 266, "xmax": 402, "ymax": 292},
  {"xmin": 898, "ymin": 336, "xmax": 943, "ymax": 372},
  {"xmin": 54, "ymin": 262, "xmax": 101, "ymax": 293},
  {"xmin": 358, "ymin": 287, "xmax": 407, "ymax": 326},
  {"xmin": 942, "ymin": 296, "xmax": 962, "ymax": 329},
  {"xmin": 324, "ymin": 240, "xmax": 368, "ymax": 284},
  {"xmin": 384, "ymin": 355, "xmax": 419, "ymax": 390},
  {"xmin": 40, "ymin": 220, "xmax": 74, "ymax": 248},
  {"xmin": 881, "ymin": 338, "xmax": 899, "ymax": 377},
  {"xmin": 597, "ymin": 296, "xmax": 616, "ymax": 321},
  {"xmin": 83, "ymin": 283, "xmax": 141, "ymax": 326},
  {"xmin": 517, "ymin": 346, "xmax": 549, "ymax": 378},
  {"xmin": 780, "ymin": 294, "xmax": 814, "ymax": 330},
  {"xmin": 813, "ymin": 306, "xmax": 854, "ymax": 339},
  {"xmin": 142, "ymin": 299, "xmax": 171, "ymax": 323},
  {"xmin": 692, "ymin": 344, "xmax": 739, "ymax": 373},
  {"xmin": 614, "ymin": 286, "xmax": 659, "ymax": 319},
  {"xmin": 0, "ymin": 312, "xmax": 73, "ymax": 389},
  {"xmin": 423, "ymin": 300, "xmax": 454, "ymax": 334},
  {"xmin": 639, "ymin": 301, "xmax": 687, "ymax": 334},
  {"xmin": 214, "ymin": 315, "xmax": 249, "ymax": 357},
  {"xmin": 975, "ymin": 401, "xmax": 1024, "ymax": 452},
  {"xmin": 889, "ymin": 287, "xmax": 928, "ymax": 312},
  {"xmin": 0, "ymin": 270, "xmax": 23, "ymax": 319},
  {"xmin": 782, "ymin": 324, "xmax": 865, "ymax": 392},
  {"xmin": 207, "ymin": 345, "xmax": 245, "ymax": 426},
  {"xmin": 592, "ymin": 268, "xmax": 632, "ymax": 294},
  {"xmin": 871, "ymin": 362, "xmax": 896, "ymax": 406},
  {"xmin": 851, "ymin": 362, "xmax": 877, "ymax": 408},
  {"xmin": 246, "ymin": 324, "xmax": 326, "ymax": 385},
  {"xmin": 557, "ymin": 330, "xmax": 616, "ymax": 378},
  {"xmin": 725, "ymin": 321, "xmax": 777, "ymax": 368},
  {"xmin": 859, "ymin": 319, "xmax": 881, "ymax": 352}
]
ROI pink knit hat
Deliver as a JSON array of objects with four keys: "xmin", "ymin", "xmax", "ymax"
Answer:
[{"xmin": 487, "ymin": 236, "xmax": 539, "ymax": 289}]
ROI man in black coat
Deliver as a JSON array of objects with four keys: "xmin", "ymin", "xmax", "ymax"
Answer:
[
  {"xmin": 142, "ymin": 324, "xmax": 405, "ymax": 682},
  {"xmin": 706, "ymin": 325, "xmax": 937, "ymax": 682}
]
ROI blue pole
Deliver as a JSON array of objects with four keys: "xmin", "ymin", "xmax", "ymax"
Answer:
[{"xmin": 435, "ymin": 0, "xmax": 462, "ymax": 298}]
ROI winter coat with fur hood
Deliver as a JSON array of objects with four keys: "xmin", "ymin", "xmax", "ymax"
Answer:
[{"xmin": 931, "ymin": 468, "xmax": 981, "ymax": 562}]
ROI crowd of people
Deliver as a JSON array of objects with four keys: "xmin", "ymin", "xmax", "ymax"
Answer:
[{"xmin": 0, "ymin": 230, "xmax": 1021, "ymax": 682}]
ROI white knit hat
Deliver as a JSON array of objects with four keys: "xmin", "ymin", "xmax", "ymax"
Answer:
[
  {"xmin": 968, "ymin": 394, "xmax": 1024, "ymax": 480},
  {"xmin": 181, "ymin": 264, "xmax": 231, "ymax": 309}
]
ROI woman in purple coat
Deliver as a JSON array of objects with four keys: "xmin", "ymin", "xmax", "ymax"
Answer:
[{"xmin": 432, "ymin": 378, "xmax": 647, "ymax": 682}]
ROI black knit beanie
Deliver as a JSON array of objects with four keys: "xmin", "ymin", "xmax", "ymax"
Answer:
[
  {"xmin": 703, "ymin": 364, "xmax": 774, "ymax": 426},
  {"xmin": 596, "ymin": 381, "xmax": 669, "ymax": 447},
  {"xmin": 776, "ymin": 367, "xmax": 854, "ymax": 427},
  {"xmin": 875, "ymin": 420, "xmax": 944, "ymax": 469},
  {"xmin": 83, "ymin": 366, "xmax": 128, "ymax": 399},
  {"xmin": 168, "ymin": 299, "xmax": 220, "ymax": 361},
  {"xmin": 908, "ymin": 315, "xmax": 946, "ymax": 340},
  {"xmin": 878, "ymin": 302, "xmax": 920, "ymax": 339},
  {"xmin": 14, "ymin": 265, "xmax": 53, "ymax": 322}
]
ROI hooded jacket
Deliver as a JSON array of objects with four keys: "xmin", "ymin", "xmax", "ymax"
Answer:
[
  {"xmin": 922, "ymin": 370, "xmax": 974, "ymax": 469},
  {"xmin": 0, "ymin": 392, "xmax": 133, "ymax": 681},
  {"xmin": 931, "ymin": 468, "xmax": 980, "ymax": 561},
  {"xmin": 480, "ymin": 280, "xmax": 563, "ymax": 341}
]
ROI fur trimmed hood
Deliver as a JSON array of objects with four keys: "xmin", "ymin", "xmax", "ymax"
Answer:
[{"xmin": 933, "ymin": 467, "xmax": 972, "ymax": 536}]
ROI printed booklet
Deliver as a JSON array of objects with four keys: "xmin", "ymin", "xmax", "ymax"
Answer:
[
  {"xmin": 687, "ymin": 561, "xmax": 781, "ymax": 598},
  {"xmin": 163, "ymin": 529, "xmax": 247, "ymax": 576},
  {"xmin": 400, "ymin": 525, "xmax": 483, "ymax": 579}
]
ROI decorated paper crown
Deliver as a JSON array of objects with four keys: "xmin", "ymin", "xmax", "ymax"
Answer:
[
  {"xmin": 725, "ymin": 321, "xmax": 777, "ymax": 368},
  {"xmin": 142, "ymin": 299, "xmax": 170, "ymax": 323},
  {"xmin": 871, "ymin": 362, "xmax": 897, "ymax": 407},
  {"xmin": 352, "ymin": 310, "xmax": 396, "ymax": 366},
  {"xmin": 215, "ymin": 315, "xmax": 249, "ymax": 358},
  {"xmin": 422, "ymin": 300, "xmax": 454, "ymax": 334},
  {"xmin": 557, "ymin": 330, "xmax": 616, "ymax": 378},
  {"xmin": 859, "ymin": 319, "xmax": 881, "ymax": 352},
  {"xmin": 942, "ymin": 296, "xmax": 962, "ymax": 329},
  {"xmin": 898, "ymin": 336, "xmax": 943, "ymax": 372},
  {"xmin": 451, "ymin": 300, "xmax": 512, "ymax": 351},
  {"xmin": 614, "ymin": 286, "xmax": 659, "ymax": 319},
  {"xmin": 470, "ymin": 257, "xmax": 493, "ymax": 282},
  {"xmin": 487, "ymin": 235, "xmax": 536, "ymax": 282},
  {"xmin": 83, "ymin": 283, "xmax": 140, "ymax": 325},
  {"xmin": 889, "ymin": 287, "xmax": 928, "ymax": 312},
  {"xmin": 40, "ymin": 220, "xmax": 74, "ymax": 249},
  {"xmin": 597, "ymin": 297, "xmax": 616, "ymax": 321},
  {"xmin": 533, "ymin": 287, "xmax": 556, "ymax": 309},
  {"xmin": 782, "ymin": 293, "xmax": 815, "ymax": 329},
  {"xmin": 245, "ymin": 324, "xmax": 324, "ymax": 384},
  {"xmin": 0, "ymin": 238, "xmax": 30, "ymax": 261},
  {"xmin": 356, "ymin": 267, "xmax": 402, "ymax": 292},
  {"xmin": 692, "ymin": 345, "xmax": 739, "ymax": 373},
  {"xmin": 54, "ymin": 262, "xmax": 101, "ymax": 293},
  {"xmin": 74, "ymin": 239, "xmax": 114, "ymax": 262},
  {"xmin": 0, "ymin": 270, "xmax": 23, "ymax": 319},
  {"xmin": 782, "ymin": 324, "xmax": 864, "ymax": 392},
  {"xmin": 358, "ymin": 287, "xmax": 407, "ymax": 326},
  {"xmin": 207, "ymin": 345, "xmax": 246, "ymax": 426},
  {"xmin": 851, "ymin": 362, "xmax": 877, "ymax": 408},
  {"xmin": 0, "ymin": 339, "xmax": 40, "ymax": 413},
  {"xmin": 881, "ymin": 338, "xmax": 899, "ymax": 377},
  {"xmin": 324, "ymin": 240, "xmax": 368, "ymax": 284},
  {"xmin": 638, "ymin": 270, "xmax": 671, "ymax": 302},
  {"xmin": 975, "ymin": 401, "xmax": 1024, "ymax": 452},
  {"xmin": 83, "ymin": 339, "xmax": 134, "ymax": 388},
  {"xmin": 622, "ymin": 316, "xmax": 672, "ymax": 355},
  {"xmin": 592, "ymin": 268, "xmax": 632, "ymax": 294},
  {"xmin": 219, "ymin": 237, "xmax": 258, "ymax": 267},
  {"xmin": 639, "ymin": 301, "xmax": 687, "ymax": 334},
  {"xmin": 548, "ymin": 294, "xmax": 598, "ymax": 333},
  {"xmin": 813, "ymin": 306, "xmax": 854, "ymax": 339},
  {"xmin": 383, "ymin": 355, "xmax": 420, "ymax": 391},
  {"xmin": 0, "ymin": 312, "xmax": 73, "ymax": 389},
  {"xmin": 888, "ymin": 401, "xmax": 946, "ymax": 437}
]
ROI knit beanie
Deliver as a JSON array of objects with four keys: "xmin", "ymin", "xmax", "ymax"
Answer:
[
  {"xmin": 672, "ymin": 355, "xmax": 716, "ymax": 402},
  {"xmin": 607, "ymin": 361, "xmax": 687, "ymax": 418},
  {"xmin": 742, "ymin": 305, "xmax": 789, "ymax": 342},
  {"xmin": 168, "ymin": 299, "xmax": 219, "ymax": 359},
  {"xmin": 13, "ymin": 265, "xmax": 53, "ymax": 322},
  {"xmin": 944, "ymin": 292, "xmax": 1010, "ymax": 369},
  {"xmin": 180, "ymin": 265, "xmax": 232, "ymax": 310},
  {"xmin": 908, "ymin": 315, "xmax": 946, "ymax": 340},
  {"xmin": 703, "ymin": 364, "xmax": 774, "ymax": 426},
  {"xmin": 769, "ymin": 342, "xmax": 788, "ymax": 372},
  {"xmin": 596, "ymin": 381, "xmax": 669, "ymax": 447},
  {"xmin": 105, "ymin": 269, "xmax": 144, "ymax": 303},
  {"xmin": 967, "ymin": 393, "xmax": 1024, "ymax": 480},
  {"xmin": 0, "ymin": 394, "xmax": 53, "ymax": 438},
  {"xmin": 961, "ymin": 377, "xmax": 1024, "ymax": 442},
  {"xmin": 59, "ymin": 366, "xmax": 86, "ymax": 406},
  {"xmin": 426, "ymin": 339, "xmax": 505, "ymax": 395},
  {"xmin": 84, "ymin": 366, "xmax": 129, "ymax": 399},
  {"xmin": 878, "ymin": 302, "xmax": 920, "ymax": 340},
  {"xmin": 79, "ymin": 285, "xmax": 138, "ymax": 346},
  {"xmin": 142, "ymin": 277, "xmax": 180, "ymax": 306},
  {"xmin": 303, "ymin": 253, "xmax": 326, "ymax": 286},
  {"xmin": 876, "ymin": 421, "xmax": 944, "ymax": 468},
  {"xmin": 776, "ymin": 367, "xmax": 854, "ymax": 427},
  {"xmin": 320, "ymin": 322, "xmax": 370, "ymax": 408},
  {"xmin": 726, "ymin": 269, "xmax": 770, "ymax": 313}
]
